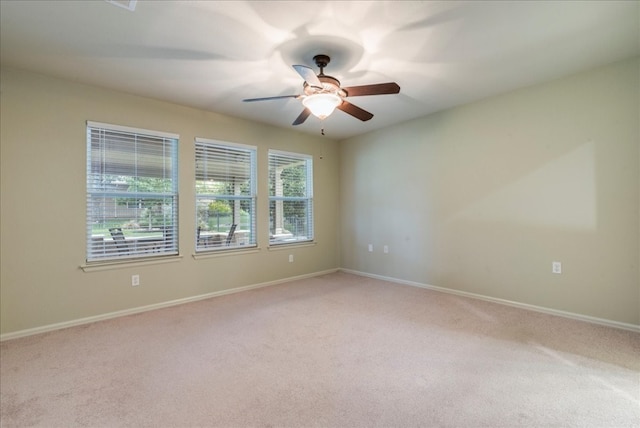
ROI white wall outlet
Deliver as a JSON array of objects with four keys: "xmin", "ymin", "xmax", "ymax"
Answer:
[
  {"xmin": 552, "ymin": 262, "xmax": 562, "ymax": 274},
  {"xmin": 288, "ymin": 254, "xmax": 294, "ymax": 263},
  {"xmin": 368, "ymin": 244, "xmax": 373, "ymax": 252},
  {"xmin": 131, "ymin": 274, "xmax": 140, "ymax": 286},
  {"xmin": 383, "ymin": 245, "xmax": 389, "ymax": 254}
]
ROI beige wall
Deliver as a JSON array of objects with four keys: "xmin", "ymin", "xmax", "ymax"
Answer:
[
  {"xmin": 0, "ymin": 67, "xmax": 341, "ymax": 336},
  {"xmin": 2, "ymin": 57, "xmax": 638, "ymax": 337},
  {"xmin": 340, "ymin": 57, "xmax": 639, "ymax": 326}
]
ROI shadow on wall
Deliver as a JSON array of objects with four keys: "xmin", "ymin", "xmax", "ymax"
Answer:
[{"xmin": 450, "ymin": 140, "xmax": 596, "ymax": 230}]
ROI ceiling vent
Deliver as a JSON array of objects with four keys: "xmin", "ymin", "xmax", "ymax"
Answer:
[{"xmin": 104, "ymin": 0, "xmax": 137, "ymax": 11}]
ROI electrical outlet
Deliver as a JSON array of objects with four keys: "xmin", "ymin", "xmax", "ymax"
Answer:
[
  {"xmin": 368, "ymin": 244, "xmax": 373, "ymax": 252},
  {"xmin": 383, "ymin": 245, "xmax": 389, "ymax": 254},
  {"xmin": 552, "ymin": 262, "xmax": 562, "ymax": 274},
  {"xmin": 288, "ymin": 254, "xmax": 294, "ymax": 263},
  {"xmin": 131, "ymin": 274, "xmax": 140, "ymax": 286}
]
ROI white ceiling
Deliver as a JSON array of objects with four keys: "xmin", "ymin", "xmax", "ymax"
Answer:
[{"xmin": 1, "ymin": 1, "xmax": 638, "ymax": 139}]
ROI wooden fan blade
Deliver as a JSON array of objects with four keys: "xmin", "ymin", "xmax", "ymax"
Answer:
[
  {"xmin": 243, "ymin": 95, "xmax": 300, "ymax": 102},
  {"xmin": 343, "ymin": 82, "xmax": 400, "ymax": 97},
  {"xmin": 292, "ymin": 65, "xmax": 323, "ymax": 89},
  {"xmin": 292, "ymin": 108, "xmax": 311, "ymax": 126},
  {"xmin": 337, "ymin": 101, "xmax": 374, "ymax": 122}
]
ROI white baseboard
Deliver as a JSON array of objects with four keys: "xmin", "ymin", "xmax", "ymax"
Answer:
[
  {"xmin": 0, "ymin": 268, "xmax": 339, "ymax": 342},
  {"xmin": 340, "ymin": 268, "xmax": 640, "ymax": 333}
]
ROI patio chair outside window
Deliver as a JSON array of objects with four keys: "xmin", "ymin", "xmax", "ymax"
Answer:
[{"xmin": 109, "ymin": 227, "xmax": 128, "ymax": 253}]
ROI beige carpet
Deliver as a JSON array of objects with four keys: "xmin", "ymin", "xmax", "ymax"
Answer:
[{"xmin": 1, "ymin": 272, "xmax": 639, "ymax": 427}]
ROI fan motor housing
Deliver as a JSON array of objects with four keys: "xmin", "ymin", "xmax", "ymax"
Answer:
[{"xmin": 303, "ymin": 75, "xmax": 346, "ymax": 97}]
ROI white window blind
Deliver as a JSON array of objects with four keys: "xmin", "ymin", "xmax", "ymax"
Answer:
[
  {"xmin": 86, "ymin": 121, "xmax": 179, "ymax": 261},
  {"xmin": 195, "ymin": 138, "xmax": 257, "ymax": 251},
  {"xmin": 268, "ymin": 150, "xmax": 313, "ymax": 245}
]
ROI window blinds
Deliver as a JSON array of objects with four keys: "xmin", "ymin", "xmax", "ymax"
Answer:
[
  {"xmin": 86, "ymin": 121, "xmax": 179, "ymax": 261},
  {"xmin": 268, "ymin": 150, "xmax": 313, "ymax": 244},
  {"xmin": 195, "ymin": 138, "xmax": 257, "ymax": 251}
]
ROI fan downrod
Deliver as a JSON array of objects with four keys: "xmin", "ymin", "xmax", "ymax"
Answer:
[{"xmin": 313, "ymin": 54, "xmax": 331, "ymax": 74}]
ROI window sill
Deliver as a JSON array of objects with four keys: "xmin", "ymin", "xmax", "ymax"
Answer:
[
  {"xmin": 80, "ymin": 254, "xmax": 183, "ymax": 272},
  {"xmin": 268, "ymin": 241, "xmax": 317, "ymax": 251},
  {"xmin": 192, "ymin": 247, "xmax": 261, "ymax": 260}
]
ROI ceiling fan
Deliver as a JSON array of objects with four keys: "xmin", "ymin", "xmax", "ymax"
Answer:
[{"xmin": 243, "ymin": 54, "xmax": 400, "ymax": 126}]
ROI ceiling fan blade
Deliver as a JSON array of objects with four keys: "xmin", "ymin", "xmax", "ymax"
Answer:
[
  {"xmin": 292, "ymin": 108, "xmax": 311, "ymax": 126},
  {"xmin": 243, "ymin": 95, "xmax": 300, "ymax": 102},
  {"xmin": 337, "ymin": 101, "xmax": 374, "ymax": 122},
  {"xmin": 343, "ymin": 82, "xmax": 400, "ymax": 97},
  {"xmin": 292, "ymin": 65, "xmax": 323, "ymax": 89}
]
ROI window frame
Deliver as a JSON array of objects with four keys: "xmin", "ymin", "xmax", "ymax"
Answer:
[
  {"xmin": 86, "ymin": 121, "xmax": 179, "ymax": 263},
  {"xmin": 194, "ymin": 138, "xmax": 257, "ymax": 253},
  {"xmin": 268, "ymin": 149, "xmax": 314, "ymax": 246}
]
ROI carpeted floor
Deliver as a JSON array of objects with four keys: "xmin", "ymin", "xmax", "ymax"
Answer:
[{"xmin": 1, "ymin": 272, "xmax": 639, "ymax": 427}]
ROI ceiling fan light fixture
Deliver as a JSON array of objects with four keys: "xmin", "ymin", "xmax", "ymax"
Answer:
[
  {"xmin": 243, "ymin": 54, "xmax": 399, "ymax": 126},
  {"xmin": 302, "ymin": 93, "xmax": 342, "ymax": 120}
]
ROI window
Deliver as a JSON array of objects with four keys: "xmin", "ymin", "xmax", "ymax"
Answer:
[
  {"xmin": 86, "ymin": 122, "xmax": 179, "ymax": 261},
  {"xmin": 269, "ymin": 150, "xmax": 313, "ymax": 245},
  {"xmin": 195, "ymin": 139, "xmax": 256, "ymax": 251}
]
